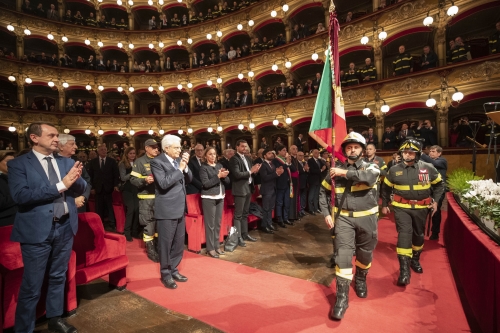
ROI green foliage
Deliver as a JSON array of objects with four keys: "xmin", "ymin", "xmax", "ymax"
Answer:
[{"xmin": 447, "ymin": 168, "xmax": 483, "ymax": 194}]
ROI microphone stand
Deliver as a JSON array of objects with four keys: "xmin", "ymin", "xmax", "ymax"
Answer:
[{"xmin": 469, "ymin": 122, "xmax": 480, "ymax": 175}]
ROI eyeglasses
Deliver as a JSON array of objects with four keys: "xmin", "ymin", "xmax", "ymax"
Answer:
[{"xmin": 170, "ymin": 146, "xmax": 182, "ymax": 150}]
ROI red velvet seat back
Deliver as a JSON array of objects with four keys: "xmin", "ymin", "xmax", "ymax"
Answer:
[
  {"xmin": 186, "ymin": 194, "xmax": 202, "ymax": 215},
  {"xmin": 73, "ymin": 213, "xmax": 109, "ymax": 269}
]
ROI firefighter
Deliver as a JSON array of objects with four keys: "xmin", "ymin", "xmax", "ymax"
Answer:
[
  {"xmin": 363, "ymin": 143, "xmax": 387, "ymax": 197},
  {"xmin": 381, "ymin": 139, "xmax": 444, "ymax": 286},
  {"xmin": 393, "ymin": 45, "xmax": 413, "ymax": 76},
  {"xmin": 325, "ymin": 132, "xmax": 380, "ymax": 320},
  {"xmin": 130, "ymin": 139, "xmax": 161, "ymax": 262}
]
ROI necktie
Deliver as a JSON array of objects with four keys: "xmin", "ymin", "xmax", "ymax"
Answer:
[
  {"xmin": 241, "ymin": 155, "xmax": 252, "ymax": 184},
  {"xmin": 173, "ymin": 159, "xmax": 179, "ymax": 170},
  {"xmin": 44, "ymin": 157, "xmax": 65, "ymax": 218},
  {"xmin": 100, "ymin": 158, "xmax": 104, "ymax": 169}
]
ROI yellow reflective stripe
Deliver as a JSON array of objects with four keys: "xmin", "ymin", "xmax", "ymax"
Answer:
[
  {"xmin": 335, "ymin": 183, "xmax": 377, "ymax": 194},
  {"xmin": 335, "ymin": 265, "xmax": 353, "ymax": 281},
  {"xmin": 138, "ymin": 194, "xmax": 155, "ymax": 199},
  {"xmin": 393, "ymin": 183, "xmax": 431, "ymax": 190},
  {"xmin": 321, "ymin": 179, "xmax": 332, "ymax": 191},
  {"xmin": 355, "ymin": 260, "xmax": 371, "ymax": 270},
  {"xmin": 155, "ymin": 233, "xmax": 158, "ymax": 238},
  {"xmin": 380, "ymin": 165, "xmax": 387, "ymax": 170},
  {"xmin": 431, "ymin": 173, "xmax": 442, "ymax": 184},
  {"xmin": 130, "ymin": 171, "xmax": 146, "ymax": 178},
  {"xmin": 333, "ymin": 206, "xmax": 379, "ymax": 217},
  {"xmin": 392, "ymin": 201, "xmax": 429, "ymax": 209},
  {"xmin": 397, "ymin": 247, "xmax": 412, "ymax": 257},
  {"xmin": 143, "ymin": 234, "xmax": 154, "ymax": 242},
  {"xmin": 384, "ymin": 177, "xmax": 394, "ymax": 187},
  {"xmin": 412, "ymin": 244, "xmax": 424, "ymax": 251}
]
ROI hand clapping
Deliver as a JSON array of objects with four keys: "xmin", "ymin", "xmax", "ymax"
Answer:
[
  {"xmin": 218, "ymin": 168, "xmax": 229, "ymax": 178},
  {"xmin": 62, "ymin": 161, "xmax": 83, "ymax": 188},
  {"xmin": 179, "ymin": 152, "xmax": 190, "ymax": 171}
]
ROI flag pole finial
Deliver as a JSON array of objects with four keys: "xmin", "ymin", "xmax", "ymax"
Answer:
[{"xmin": 329, "ymin": 0, "xmax": 336, "ymax": 13}]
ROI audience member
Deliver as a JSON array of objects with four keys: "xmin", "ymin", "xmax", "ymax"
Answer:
[
  {"xmin": 393, "ymin": 45, "xmax": 413, "ymax": 76},
  {"xmin": 186, "ymin": 144, "xmax": 204, "ymax": 194},
  {"xmin": 307, "ymin": 149, "xmax": 325, "ymax": 215},
  {"xmin": 258, "ymin": 148, "xmax": 282, "ymax": 233},
  {"xmin": 119, "ymin": 147, "xmax": 140, "ymax": 241},
  {"xmin": 420, "ymin": 46, "xmax": 437, "ymax": 70},
  {"xmin": 0, "ymin": 150, "xmax": 17, "ymax": 226},
  {"xmin": 382, "ymin": 126, "xmax": 397, "ymax": 150},
  {"xmin": 451, "ymin": 37, "xmax": 471, "ymax": 63}
]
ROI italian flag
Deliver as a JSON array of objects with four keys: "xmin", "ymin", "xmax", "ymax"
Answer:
[{"xmin": 308, "ymin": 9, "xmax": 347, "ymax": 163}]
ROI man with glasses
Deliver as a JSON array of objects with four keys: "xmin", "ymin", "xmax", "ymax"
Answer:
[{"xmin": 131, "ymin": 139, "xmax": 161, "ymax": 262}]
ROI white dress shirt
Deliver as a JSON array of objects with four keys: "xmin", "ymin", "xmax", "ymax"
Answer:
[
  {"xmin": 165, "ymin": 153, "xmax": 189, "ymax": 173},
  {"xmin": 238, "ymin": 152, "xmax": 252, "ymax": 184}
]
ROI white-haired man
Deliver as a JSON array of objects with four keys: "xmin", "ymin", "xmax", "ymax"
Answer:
[
  {"xmin": 150, "ymin": 135, "xmax": 192, "ymax": 289},
  {"xmin": 57, "ymin": 134, "xmax": 92, "ymax": 213}
]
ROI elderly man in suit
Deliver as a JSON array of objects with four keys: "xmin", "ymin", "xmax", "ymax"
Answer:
[
  {"xmin": 88, "ymin": 144, "xmax": 119, "ymax": 230},
  {"xmin": 150, "ymin": 135, "xmax": 192, "ymax": 289},
  {"xmin": 307, "ymin": 149, "xmax": 325, "ymax": 215},
  {"xmin": 258, "ymin": 148, "xmax": 283, "ymax": 233},
  {"xmin": 240, "ymin": 90, "xmax": 253, "ymax": 106},
  {"xmin": 186, "ymin": 144, "xmax": 204, "ymax": 194},
  {"xmin": 229, "ymin": 139, "xmax": 261, "ymax": 247},
  {"xmin": 294, "ymin": 133, "xmax": 306, "ymax": 152},
  {"xmin": 57, "ymin": 134, "xmax": 92, "ymax": 213},
  {"xmin": 8, "ymin": 121, "xmax": 86, "ymax": 333}
]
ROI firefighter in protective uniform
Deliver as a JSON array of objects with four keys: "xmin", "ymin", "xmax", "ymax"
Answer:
[
  {"xmin": 130, "ymin": 139, "xmax": 161, "ymax": 262},
  {"xmin": 381, "ymin": 139, "xmax": 444, "ymax": 286},
  {"xmin": 324, "ymin": 132, "xmax": 380, "ymax": 320}
]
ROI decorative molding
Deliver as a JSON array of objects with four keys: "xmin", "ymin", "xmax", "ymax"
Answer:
[
  {"xmin": 454, "ymin": 61, "xmax": 500, "ymax": 82},
  {"xmin": 342, "ymin": 89, "xmax": 368, "ymax": 104},
  {"xmin": 339, "ymin": 24, "xmax": 365, "ymax": 40},
  {"xmin": 386, "ymin": 77, "xmax": 431, "ymax": 95},
  {"xmin": 382, "ymin": 0, "xmax": 429, "ymax": 26}
]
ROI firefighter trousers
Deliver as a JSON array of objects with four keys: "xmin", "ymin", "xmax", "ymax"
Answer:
[
  {"xmin": 139, "ymin": 199, "xmax": 156, "ymax": 241},
  {"xmin": 393, "ymin": 207, "xmax": 429, "ymax": 257}
]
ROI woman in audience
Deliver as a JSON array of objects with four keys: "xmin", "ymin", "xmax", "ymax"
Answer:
[
  {"xmin": 29, "ymin": 102, "xmax": 38, "ymax": 110},
  {"xmin": 84, "ymin": 101, "xmax": 92, "ymax": 114},
  {"xmin": 316, "ymin": 23, "xmax": 325, "ymax": 33},
  {"xmin": 0, "ymin": 150, "xmax": 17, "ymax": 227},
  {"xmin": 168, "ymin": 102, "xmax": 176, "ymax": 114},
  {"xmin": 199, "ymin": 147, "xmax": 230, "ymax": 258},
  {"xmin": 256, "ymin": 86, "xmax": 264, "ymax": 103},
  {"xmin": 75, "ymin": 99, "xmax": 84, "ymax": 113},
  {"xmin": 133, "ymin": 61, "xmax": 140, "ymax": 72},
  {"xmin": 119, "ymin": 147, "xmax": 140, "ymax": 242},
  {"xmin": 145, "ymin": 60, "xmax": 152, "ymax": 72},
  {"xmin": 139, "ymin": 62, "xmax": 146, "ymax": 72},
  {"xmin": 65, "ymin": 98, "xmax": 76, "ymax": 113}
]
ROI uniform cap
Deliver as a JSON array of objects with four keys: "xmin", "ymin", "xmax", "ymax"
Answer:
[{"xmin": 144, "ymin": 139, "xmax": 158, "ymax": 147}]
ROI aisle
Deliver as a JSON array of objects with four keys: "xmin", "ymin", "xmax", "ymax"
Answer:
[{"xmin": 123, "ymin": 213, "xmax": 470, "ymax": 333}]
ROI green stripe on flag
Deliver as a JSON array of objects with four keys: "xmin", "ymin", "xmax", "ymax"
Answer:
[{"xmin": 309, "ymin": 53, "xmax": 333, "ymax": 133}]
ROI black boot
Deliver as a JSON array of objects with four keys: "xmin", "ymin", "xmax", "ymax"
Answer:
[
  {"xmin": 145, "ymin": 240, "xmax": 159, "ymax": 263},
  {"xmin": 330, "ymin": 276, "xmax": 351, "ymax": 320},
  {"xmin": 153, "ymin": 237, "xmax": 160, "ymax": 259},
  {"xmin": 326, "ymin": 255, "xmax": 336, "ymax": 268},
  {"xmin": 397, "ymin": 255, "xmax": 411, "ymax": 286},
  {"xmin": 354, "ymin": 267, "xmax": 368, "ymax": 298},
  {"xmin": 410, "ymin": 250, "xmax": 423, "ymax": 274}
]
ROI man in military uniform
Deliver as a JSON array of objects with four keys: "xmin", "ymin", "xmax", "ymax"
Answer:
[
  {"xmin": 359, "ymin": 58, "xmax": 377, "ymax": 83},
  {"xmin": 85, "ymin": 12, "xmax": 97, "ymax": 26},
  {"xmin": 381, "ymin": 139, "xmax": 444, "ymax": 286},
  {"xmin": 363, "ymin": 143, "xmax": 387, "ymax": 197},
  {"xmin": 344, "ymin": 63, "xmax": 359, "ymax": 86},
  {"xmin": 117, "ymin": 99, "xmax": 129, "ymax": 115},
  {"xmin": 451, "ymin": 37, "xmax": 470, "ymax": 63},
  {"xmin": 251, "ymin": 37, "xmax": 262, "ymax": 54},
  {"xmin": 323, "ymin": 132, "xmax": 380, "ymax": 320},
  {"xmin": 116, "ymin": 18, "xmax": 128, "ymax": 30},
  {"xmin": 393, "ymin": 45, "xmax": 413, "ymax": 76},
  {"xmin": 86, "ymin": 140, "xmax": 98, "ymax": 155},
  {"xmin": 489, "ymin": 21, "xmax": 500, "ymax": 54},
  {"xmin": 130, "ymin": 139, "xmax": 161, "ymax": 262},
  {"xmin": 264, "ymin": 87, "xmax": 273, "ymax": 102}
]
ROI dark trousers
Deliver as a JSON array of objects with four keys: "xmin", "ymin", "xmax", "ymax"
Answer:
[
  {"xmin": 261, "ymin": 192, "xmax": 275, "ymax": 228},
  {"xmin": 122, "ymin": 190, "xmax": 139, "ymax": 237},
  {"xmin": 15, "ymin": 217, "xmax": 73, "ymax": 333},
  {"xmin": 394, "ymin": 207, "xmax": 429, "ymax": 253},
  {"xmin": 233, "ymin": 194, "xmax": 251, "ymax": 238},
  {"xmin": 431, "ymin": 193, "xmax": 445, "ymax": 234},
  {"xmin": 95, "ymin": 190, "xmax": 116, "ymax": 225},
  {"xmin": 299, "ymin": 188, "xmax": 307, "ymax": 213},
  {"xmin": 334, "ymin": 214, "xmax": 378, "ymax": 279},
  {"xmin": 308, "ymin": 184, "xmax": 320, "ymax": 212},
  {"xmin": 276, "ymin": 188, "xmax": 290, "ymax": 221},
  {"xmin": 202, "ymin": 198, "xmax": 224, "ymax": 252},
  {"xmin": 139, "ymin": 199, "xmax": 156, "ymax": 239},
  {"xmin": 157, "ymin": 217, "xmax": 185, "ymax": 281}
]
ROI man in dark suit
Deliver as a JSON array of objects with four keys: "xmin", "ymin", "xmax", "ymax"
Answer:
[
  {"xmin": 382, "ymin": 126, "xmax": 397, "ymax": 150},
  {"xmin": 57, "ymin": 134, "xmax": 92, "ymax": 213},
  {"xmin": 220, "ymin": 149, "xmax": 234, "ymax": 189},
  {"xmin": 240, "ymin": 90, "xmax": 253, "ymax": 106},
  {"xmin": 307, "ymin": 149, "xmax": 325, "ymax": 215},
  {"xmin": 186, "ymin": 144, "xmax": 204, "ymax": 194},
  {"xmin": 398, "ymin": 123, "xmax": 415, "ymax": 145},
  {"xmin": 297, "ymin": 151, "xmax": 309, "ymax": 217},
  {"xmin": 273, "ymin": 145, "xmax": 296, "ymax": 227},
  {"xmin": 418, "ymin": 119, "xmax": 438, "ymax": 146},
  {"xmin": 229, "ymin": 139, "xmax": 261, "ymax": 247},
  {"xmin": 88, "ymin": 144, "xmax": 119, "ymax": 229},
  {"xmin": 365, "ymin": 127, "xmax": 378, "ymax": 148},
  {"xmin": 253, "ymin": 148, "xmax": 264, "ymax": 186},
  {"xmin": 8, "ymin": 121, "xmax": 86, "ymax": 333},
  {"xmin": 258, "ymin": 148, "xmax": 283, "ymax": 233},
  {"xmin": 294, "ymin": 133, "xmax": 306, "ymax": 152},
  {"xmin": 150, "ymin": 135, "xmax": 192, "ymax": 289}
]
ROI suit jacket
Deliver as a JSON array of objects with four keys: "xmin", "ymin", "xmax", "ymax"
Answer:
[
  {"xmin": 272, "ymin": 158, "xmax": 296, "ymax": 190},
  {"xmin": 365, "ymin": 134, "xmax": 378, "ymax": 147},
  {"xmin": 8, "ymin": 151, "xmax": 86, "ymax": 243},
  {"xmin": 150, "ymin": 153, "xmax": 193, "ymax": 220},
  {"xmin": 382, "ymin": 131, "xmax": 397, "ymax": 150},
  {"xmin": 294, "ymin": 137, "xmax": 305, "ymax": 151},
  {"xmin": 0, "ymin": 173, "xmax": 17, "ymax": 226},
  {"xmin": 148, "ymin": 19, "xmax": 157, "ymax": 29},
  {"xmin": 186, "ymin": 156, "xmax": 203, "ymax": 194},
  {"xmin": 229, "ymin": 153, "xmax": 254, "ymax": 196},
  {"xmin": 297, "ymin": 160, "xmax": 308, "ymax": 189},
  {"xmin": 199, "ymin": 162, "xmax": 230, "ymax": 196},
  {"xmin": 259, "ymin": 160, "xmax": 277, "ymax": 196},
  {"xmin": 69, "ymin": 155, "xmax": 92, "ymax": 203},
  {"xmin": 398, "ymin": 129, "xmax": 415, "ymax": 143},
  {"xmin": 241, "ymin": 94, "xmax": 253, "ymax": 106},
  {"xmin": 307, "ymin": 157, "xmax": 324, "ymax": 186},
  {"xmin": 88, "ymin": 156, "xmax": 119, "ymax": 193}
]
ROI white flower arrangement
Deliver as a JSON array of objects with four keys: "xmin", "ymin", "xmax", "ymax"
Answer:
[{"xmin": 462, "ymin": 179, "xmax": 500, "ymax": 230}]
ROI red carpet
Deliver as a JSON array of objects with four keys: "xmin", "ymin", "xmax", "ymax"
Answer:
[{"xmin": 122, "ymin": 212, "xmax": 470, "ymax": 333}]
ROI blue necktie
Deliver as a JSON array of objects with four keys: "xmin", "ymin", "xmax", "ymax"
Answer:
[
  {"xmin": 45, "ymin": 157, "xmax": 65, "ymax": 218},
  {"xmin": 173, "ymin": 159, "xmax": 179, "ymax": 170}
]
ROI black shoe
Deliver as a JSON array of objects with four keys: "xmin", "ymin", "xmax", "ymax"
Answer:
[
  {"xmin": 207, "ymin": 250, "xmax": 219, "ymax": 258},
  {"xmin": 125, "ymin": 234, "xmax": 133, "ymax": 242},
  {"xmin": 262, "ymin": 227, "xmax": 274, "ymax": 234},
  {"xmin": 172, "ymin": 273, "xmax": 188, "ymax": 282},
  {"xmin": 132, "ymin": 233, "xmax": 142, "ymax": 239},
  {"xmin": 284, "ymin": 220, "xmax": 294, "ymax": 226},
  {"xmin": 309, "ymin": 211, "xmax": 316, "ymax": 216},
  {"xmin": 316, "ymin": 210, "xmax": 322, "ymax": 214},
  {"xmin": 269, "ymin": 225, "xmax": 277, "ymax": 231},
  {"xmin": 243, "ymin": 235, "xmax": 257, "ymax": 242},
  {"xmin": 354, "ymin": 268, "xmax": 369, "ymax": 298},
  {"xmin": 299, "ymin": 211, "xmax": 306, "ymax": 217},
  {"xmin": 162, "ymin": 278, "xmax": 177, "ymax": 289},
  {"xmin": 48, "ymin": 317, "xmax": 77, "ymax": 333},
  {"xmin": 330, "ymin": 277, "xmax": 350, "ymax": 320},
  {"xmin": 278, "ymin": 221, "xmax": 287, "ymax": 228},
  {"xmin": 410, "ymin": 250, "xmax": 423, "ymax": 274},
  {"xmin": 145, "ymin": 240, "xmax": 160, "ymax": 263},
  {"xmin": 215, "ymin": 249, "xmax": 225, "ymax": 255},
  {"xmin": 429, "ymin": 233, "xmax": 439, "ymax": 240},
  {"xmin": 397, "ymin": 255, "xmax": 411, "ymax": 286},
  {"xmin": 238, "ymin": 237, "xmax": 247, "ymax": 247}
]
